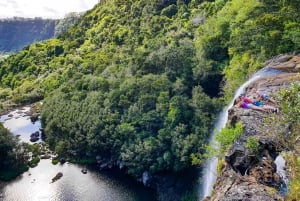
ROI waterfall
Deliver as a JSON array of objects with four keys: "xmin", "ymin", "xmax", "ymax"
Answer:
[
  {"xmin": 199, "ymin": 67, "xmax": 282, "ymax": 199},
  {"xmin": 275, "ymin": 154, "xmax": 288, "ymax": 195}
]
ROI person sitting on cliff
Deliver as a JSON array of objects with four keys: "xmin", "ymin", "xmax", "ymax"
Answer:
[
  {"xmin": 251, "ymin": 88, "xmax": 276, "ymax": 104},
  {"xmin": 234, "ymin": 95, "xmax": 278, "ymax": 113}
]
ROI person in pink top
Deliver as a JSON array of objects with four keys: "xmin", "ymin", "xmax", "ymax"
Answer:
[{"xmin": 234, "ymin": 94, "xmax": 278, "ymax": 113}]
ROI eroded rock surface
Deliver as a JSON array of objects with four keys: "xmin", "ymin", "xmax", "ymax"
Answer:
[{"xmin": 204, "ymin": 54, "xmax": 300, "ymax": 201}]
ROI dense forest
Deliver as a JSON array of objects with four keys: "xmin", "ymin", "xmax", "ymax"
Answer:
[
  {"xmin": 0, "ymin": 13, "xmax": 81, "ymax": 53},
  {"xmin": 0, "ymin": 0, "xmax": 299, "ymax": 186}
]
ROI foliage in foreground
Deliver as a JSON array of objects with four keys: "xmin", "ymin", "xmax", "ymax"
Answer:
[
  {"xmin": 278, "ymin": 82, "xmax": 300, "ymax": 200},
  {"xmin": 286, "ymin": 154, "xmax": 300, "ymax": 201},
  {"xmin": 215, "ymin": 123, "xmax": 243, "ymax": 157}
]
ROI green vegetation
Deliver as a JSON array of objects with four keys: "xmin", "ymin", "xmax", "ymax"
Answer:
[
  {"xmin": 181, "ymin": 191, "xmax": 198, "ymax": 201},
  {"xmin": 28, "ymin": 144, "xmax": 42, "ymax": 156},
  {"xmin": 0, "ymin": 165, "xmax": 29, "ymax": 181},
  {"xmin": 215, "ymin": 123, "xmax": 243, "ymax": 157},
  {"xmin": 195, "ymin": 0, "xmax": 300, "ymax": 99},
  {"xmin": 216, "ymin": 159, "xmax": 226, "ymax": 175},
  {"xmin": 52, "ymin": 159, "xmax": 59, "ymax": 165},
  {"xmin": 279, "ymin": 83, "xmax": 300, "ymax": 124},
  {"xmin": 75, "ymin": 158, "xmax": 97, "ymax": 165},
  {"xmin": 28, "ymin": 157, "xmax": 40, "ymax": 168},
  {"xmin": 278, "ymin": 82, "xmax": 300, "ymax": 200},
  {"xmin": 54, "ymin": 12, "xmax": 81, "ymax": 37},
  {"xmin": 35, "ymin": 0, "xmax": 222, "ymax": 177},
  {"xmin": 0, "ymin": 123, "xmax": 29, "ymax": 181},
  {"xmin": 245, "ymin": 136, "xmax": 260, "ymax": 154},
  {"xmin": 0, "ymin": 0, "xmax": 299, "ymax": 187},
  {"xmin": 286, "ymin": 154, "xmax": 300, "ymax": 201}
]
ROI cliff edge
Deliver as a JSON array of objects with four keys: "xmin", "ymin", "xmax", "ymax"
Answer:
[{"xmin": 204, "ymin": 54, "xmax": 300, "ymax": 201}]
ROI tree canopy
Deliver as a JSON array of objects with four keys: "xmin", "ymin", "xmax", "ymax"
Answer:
[{"xmin": 0, "ymin": 0, "xmax": 299, "ymax": 178}]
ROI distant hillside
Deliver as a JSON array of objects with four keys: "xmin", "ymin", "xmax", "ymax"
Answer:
[
  {"xmin": 0, "ymin": 17, "xmax": 57, "ymax": 52},
  {"xmin": 0, "ymin": 13, "xmax": 81, "ymax": 53}
]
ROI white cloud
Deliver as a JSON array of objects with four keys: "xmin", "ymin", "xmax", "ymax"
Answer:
[{"xmin": 0, "ymin": 0, "xmax": 99, "ymax": 19}]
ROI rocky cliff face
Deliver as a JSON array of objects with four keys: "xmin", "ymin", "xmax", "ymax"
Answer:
[{"xmin": 203, "ymin": 54, "xmax": 300, "ymax": 201}]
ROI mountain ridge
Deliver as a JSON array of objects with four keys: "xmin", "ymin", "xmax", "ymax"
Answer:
[{"xmin": 0, "ymin": 13, "xmax": 81, "ymax": 53}]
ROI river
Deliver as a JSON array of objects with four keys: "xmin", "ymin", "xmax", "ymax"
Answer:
[{"xmin": 0, "ymin": 106, "xmax": 157, "ymax": 201}]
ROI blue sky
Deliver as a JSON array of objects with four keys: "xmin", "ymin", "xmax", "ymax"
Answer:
[{"xmin": 0, "ymin": 0, "xmax": 99, "ymax": 19}]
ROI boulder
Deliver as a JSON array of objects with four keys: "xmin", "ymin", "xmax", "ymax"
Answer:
[
  {"xmin": 81, "ymin": 168, "xmax": 87, "ymax": 174},
  {"xmin": 59, "ymin": 158, "xmax": 66, "ymax": 164},
  {"xmin": 51, "ymin": 172, "xmax": 63, "ymax": 183},
  {"xmin": 30, "ymin": 131, "xmax": 39, "ymax": 137},
  {"xmin": 40, "ymin": 154, "xmax": 51, "ymax": 159},
  {"xmin": 30, "ymin": 113, "xmax": 39, "ymax": 123},
  {"xmin": 30, "ymin": 131, "xmax": 40, "ymax": 142},
  {"xmin": 249, "ymin": 158, "xmax": 282, "ymax": 188}
]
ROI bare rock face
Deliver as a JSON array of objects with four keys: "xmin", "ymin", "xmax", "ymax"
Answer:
[
  {"xmin": 249, "ymin": 158, "xmax": 281, "ymax": 187},
  {"xmin": 208, "ymin": 168, "xmax": 283, "ymax": 201},
  {"xmin": 265, "ymin": 54, "xmax": 300, "ymax": 73},
  {"xmin": 204, "ymin": 54, "xmax": 300, "ymax": 201}
]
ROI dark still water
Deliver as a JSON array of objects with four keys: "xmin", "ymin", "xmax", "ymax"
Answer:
[{"xmin": 0, "ymin": 106, "xmax": 157, "ymax": 201}]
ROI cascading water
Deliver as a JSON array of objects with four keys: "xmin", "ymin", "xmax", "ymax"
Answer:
[
  {"xmin": 199, "ymin": 67, "xmax": 282, "ymax": 199},
  {"xmin": 275, "ymin": 154, "xmax": 288, "ymax": 195}
]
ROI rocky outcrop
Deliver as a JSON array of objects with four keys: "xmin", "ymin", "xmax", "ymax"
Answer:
[
  {"xmin": 51, "ymin": 172, "xmax": 63, "ymax": 183},
  {"xmin": 265, "ymin": 54, "xmax": 300, "ymax": 73},
  {"xmin": 205, "ymin": 54, "xmax": 300, "ymax": 201},
  {"xmin": 30, "ymin": 131, "xmax": 40, "ymax": 142},
  {"xmin": 30, "ymin": 113, "xmax": 39, "ymax": 123},
  {"xmin": 204, "ymin": 168, "xmax": 283, "ymax": 201}
]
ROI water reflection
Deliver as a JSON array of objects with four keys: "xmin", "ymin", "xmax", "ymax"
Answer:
[
  {"xmin": 0, "ymin": 107, "xmax": 156, "ymax": 201},
  {"xmin": 0, "ymin": 107, "xmax": 41, "ymax": 143},
  {"xmin": 3, "ymin": 160, "xmax": 154, "ymax": 201}
]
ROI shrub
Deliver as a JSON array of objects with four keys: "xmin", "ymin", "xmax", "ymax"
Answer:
[
  {"xmin": 0, "ymin": 165, "xmax": 29, "ymax": 181},
  {"xmin": 52, "ymin": 159, "xmax": 59, "ymax": 165},
  {"xmin": 215, "ymin": 123, "xmax": 243, "ymax": 157},
  {"xmin": 286, "ymin": 154, "xmax": 300, "ymax": 201},
  {"xmin": 245, "ymin": 136, "xmax": 259, "ymax": 154},
  {"xmin": 28, "ymin": 157, "xmax": 40, "ymax": 168},
  {"xmin": 279, "ymin": 82, "xmax": 300, "ymax": 124}
]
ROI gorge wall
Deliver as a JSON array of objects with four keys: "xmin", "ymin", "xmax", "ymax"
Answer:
[
  {"xmin": 203, "ymin": 54, "xmax": 300, "ymax": 201},
  {"xmin": 0, "ymin": 18, "xmax": 57, "ymax": 52},
  {"xmin": 0, "ymin": 14, "xmax": 80, "ymax": 53}
]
